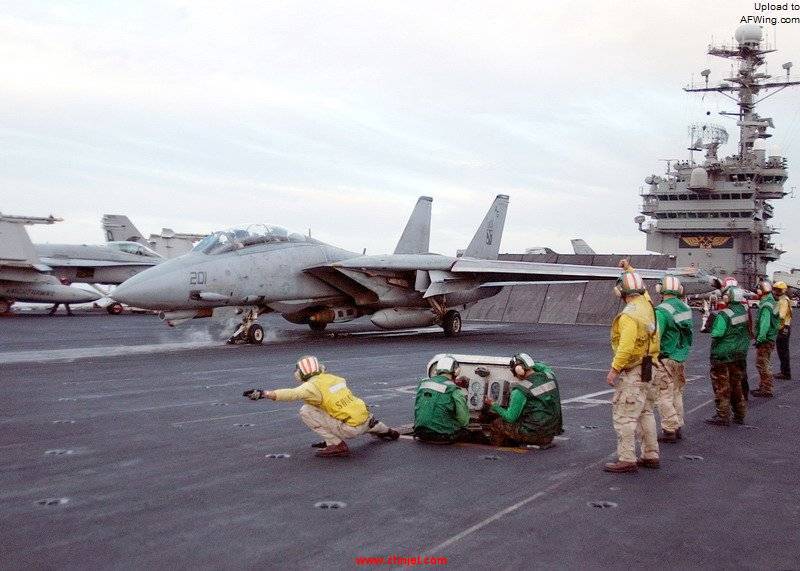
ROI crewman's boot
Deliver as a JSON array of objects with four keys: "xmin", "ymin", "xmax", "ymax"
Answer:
[
  {"xmin": 750, "ymin": 389, "xmax": 773, "ymax": 398},
  {"xmin": 658, "ymin": 430, "xmax": 677, "ymax": 444},
  {"xmin": 636, "ymin": 457, "xmax": 660, "ymax": 469},
  {"xmin": 704, "ymin": 415, "xmax": 730, "ymax": 426},
  {"xmin": 675, "ymin": 427, "xmax": 683, "ymax": 440},
  {"xmin": 315, "ymin": 442, "xmax": 350, "ymax": 457},
  {"xmin": 603, "ymin": 461, "xmax": 638, "ymax": 473},
  {"xmin": 375, "ymin": 428, "xmax": 400, "ymax": 441},
  {"xmin": 310, "ymin": 442, "xmax": 327, "ymax": 448},
  {"xmin": 733, "ymin": 416, "xmax": 745, "ymax": 425},
  {"xmin": 775, "ymin": 372, "xmax": 791, "ymax": 380}
]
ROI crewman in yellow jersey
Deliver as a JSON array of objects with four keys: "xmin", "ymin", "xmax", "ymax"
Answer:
[
  {"xmin": 773, "ymin": 281, "xmax": 792, "ymax": 380},
  {"xmin": 243, "ymin": 355, "xmax": 399, "ymax": 457},
  {"xmin": 604, "ymin": 268, "xmax": 660, "ymax": 474}
]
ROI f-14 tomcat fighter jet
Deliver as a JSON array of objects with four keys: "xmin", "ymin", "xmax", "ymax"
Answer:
[{"xmin": 111, "ymin": 195, "xmax": 707, "ymax": 343}]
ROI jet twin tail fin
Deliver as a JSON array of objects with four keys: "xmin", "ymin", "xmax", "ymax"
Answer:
[
  {"xmin": 463, "ymin": 194, "xmax": 509, "ymax": 260},
  {"xmin": 394, "ymin": 196, "xmax": 432, "ymax": 254},
  {"xmin": 571, "ymin": 239, "xmax": 596, "ymax": 255},
  {"xmin": 102, "ymin": 215, "xmax": 145, "ymax": 243}
]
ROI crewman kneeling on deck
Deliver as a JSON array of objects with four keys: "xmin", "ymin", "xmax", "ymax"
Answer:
[
  {"xmin": 413, "ymin": 355, "xmax": 470, "ymax": 443},
  {"xmin": 243, "ymin": 355, "xmax": 399, "ymax": 458},
  {"xmin": 485, "ymin": 353, "xmax": 563, "ymax": 447}
]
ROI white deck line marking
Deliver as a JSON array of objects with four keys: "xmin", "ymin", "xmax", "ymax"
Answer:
[
  {"xmin": 172, "ymin": 407, "xmax": 296, "ymax": 426},
  {"xmin": 421, "ymin": 392, "xmax": 715, "ymax": 557},
  {"xmin": 550, "ymin": 365, "xmax": 608, "ymax": 372},
  {"xmin": 561, "ymin": 389, "xmax": 615, "ymax": 404},
  {"xmin": 685, "ymin": 398, "xmax": 714, "ymax": 415}
]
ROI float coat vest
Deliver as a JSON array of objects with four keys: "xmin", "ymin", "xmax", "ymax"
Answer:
[
  {"xmin": 513, "ymin": 365, "xmax": 563, "ymax": 437},
  {"xmin": 710, "ymin": 304, "xmax": 750, "ymax": 363},
  {"xmin": 414, "ymin": 375, "xmax": 466, "ymax": 435},
  {"xmin": 756, "ymin": 293, "xmax": 781, "ymax": 343},
  {"xmin": 656, "ymin": 297, "xmax": 694, "ymax": 362},
  {"xmin": 309, "ymin": 373, "xmax": 370, "ymax": 427}
]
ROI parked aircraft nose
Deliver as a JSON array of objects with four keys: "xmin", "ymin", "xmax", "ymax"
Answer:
[{"xmin": 68, "ymin": 288, "xmax": 103, "ymax": 304}]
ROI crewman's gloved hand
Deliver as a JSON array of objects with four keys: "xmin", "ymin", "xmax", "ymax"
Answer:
[
  {"xmin": 483, "ymin": 397, "xmax": 494, "ymax": 408},
  {"xmin": 242, "ymin": 389, "xmax": 265, "ymax": 400},
  {"xmin": 454, "ymin": 376, "xmax": 469, "ymax": 389}
]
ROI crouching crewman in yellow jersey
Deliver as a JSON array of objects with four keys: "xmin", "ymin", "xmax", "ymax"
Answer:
[{"xmin": 243, "ymin": 355, "xmax": 399, "ymax": 458}]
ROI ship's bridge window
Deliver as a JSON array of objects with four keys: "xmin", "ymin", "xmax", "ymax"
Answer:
[
  {"xmin": 688, "ymin": 212, "xmax": 698, "ymax": 218},
  {"xmin": 741, "ymin": 211, "xmax": 752, "ymax": 217},
  {"xmin": 193, "ymin": 224, "xmax": 309, "ymax": 255},
  {"xmin": 720, "ymin": 193, "xmax": 730, "ymax": 199},
  {"xmin": 720, "ymin": 212, "xmax": 730, "ymax": 218},
  {"xmin": 730, "ymin": 212, "xmax": 740, "ymax": 218},
  {"xmin": 667, "ymin": 212, "xmax": 677, "ymax": 218},
  {"xmin": 731, "ymin": 193, "xmax": 741, "ymax": 199},
  {"xmin": 710, "ymin": 212, "xmax": 719, "ymax": 218},
  {"xmin": 698, "ymin": 212, "xmax": 709, "ymax": 218},
  {"xmin": 678, "ymin": 194, "xmax": 687, "ymax": 200},
  {"xmin": 742, "ymin": 193, "xmax": 752, "ymax": 199},
  {"xmin": 688, "ymin": 194, "xmax": 698, "ymax": 200}
]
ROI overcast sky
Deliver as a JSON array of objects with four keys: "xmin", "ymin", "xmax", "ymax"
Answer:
[{"xmin": 3, "ymin": 1, "xmax": 799, "ymax": 271}]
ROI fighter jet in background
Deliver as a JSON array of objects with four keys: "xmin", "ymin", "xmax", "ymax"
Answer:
[
  {"xmin": 0, "ymin": 213, "xmax": 166, "ymax": 314},
  {"xmin": 0, "ymin": 214, "xmax": 102, "ymax": 313},
  {"xmin": 111, "ymin": 195, "xmax": 711, "ymax": 343},
  {"xmin": 103, "ymin": 215, "xmax": 207, "ymax": 259}
]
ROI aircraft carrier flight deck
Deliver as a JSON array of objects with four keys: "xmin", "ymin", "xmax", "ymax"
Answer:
[{"xmin": 1, "ymin": 313, "xmax": 798, "ymax": 569}]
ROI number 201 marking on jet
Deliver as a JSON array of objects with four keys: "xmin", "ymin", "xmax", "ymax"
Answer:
[{"xmin": 189, "ymin": 271, "xmax": 207, "ymax": 285}]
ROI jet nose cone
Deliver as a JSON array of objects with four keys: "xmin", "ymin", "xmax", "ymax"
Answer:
[
  {"xmin": 110, "ymin": 280, "xmax": 137, "ymax": 307},
  {"xmin": 112, "ymin": 271, "xmax": 160, "ymax": 308},
  {"xmin": 72, "ymin": 289, "xmax": 103, "ymax": 304},
  {"xmin": 112, "ymin": 258, "xmax": 190, "ymax": 309}
]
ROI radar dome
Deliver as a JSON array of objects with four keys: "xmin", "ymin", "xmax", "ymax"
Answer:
[
  {"xmin": 735, "ymin": 24, "xmax": 762, "ymax": 47},
  {"xmin": 689, "ymin": 167, "xmax": 712, "ymax": 190}
]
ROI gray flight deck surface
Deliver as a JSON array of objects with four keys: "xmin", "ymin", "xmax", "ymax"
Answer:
[{"xmin": 1, "ymin": 314, "xmax": 799, "ymax": 569}]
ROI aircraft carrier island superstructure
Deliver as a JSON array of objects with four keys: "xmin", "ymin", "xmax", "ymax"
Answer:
[{"xmin": 638, "ymin": 24, "xmax": 799, "ymax": 290}]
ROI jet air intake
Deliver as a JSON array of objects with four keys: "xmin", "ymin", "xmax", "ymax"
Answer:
[{"xmin": 370, "ymin": 308, "xmax": 437, "ymax": 330}]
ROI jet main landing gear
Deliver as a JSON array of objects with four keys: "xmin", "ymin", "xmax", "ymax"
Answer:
[{"xmin": 441, "ymin": 310, "xmax": 462, "ymax": 336}]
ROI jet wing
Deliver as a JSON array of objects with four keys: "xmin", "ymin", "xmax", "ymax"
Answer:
[
  {"xmin": 305, "ymin": 255, "xmax": 696, "ymax": 305},
  {"xmin": 38, "ymin": 257, "xmax": 157, "ymax": 268},
  {"xmin": 449, "ymin": 258, "xmax": 669, "ymax": 281}
]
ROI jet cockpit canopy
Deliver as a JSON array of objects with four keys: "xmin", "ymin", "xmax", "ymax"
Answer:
[
  {"xmin": 107, "ymin": 241, "xmax": 162, "ymax": 258},
  {"xmin": 193, "ymin": 224, "xmax": 310, "ymax": 254}
]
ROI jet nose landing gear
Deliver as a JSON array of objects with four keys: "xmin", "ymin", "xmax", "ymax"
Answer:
[{"xmin": 227, "ymin": 308, "xmax": 265, "ymax": 345}]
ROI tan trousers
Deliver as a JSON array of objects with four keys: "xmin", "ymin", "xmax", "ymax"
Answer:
[
  {"xmin": 612, "ymin": 366, "xmax": 659, "ymax": 463},
  {"xmin": 653, "ymin": 359, "xmax": 686, "ymax": 432},
  {"xmin": 299, "ymin": 404, "xmax": 389, "ymax": 445}
]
